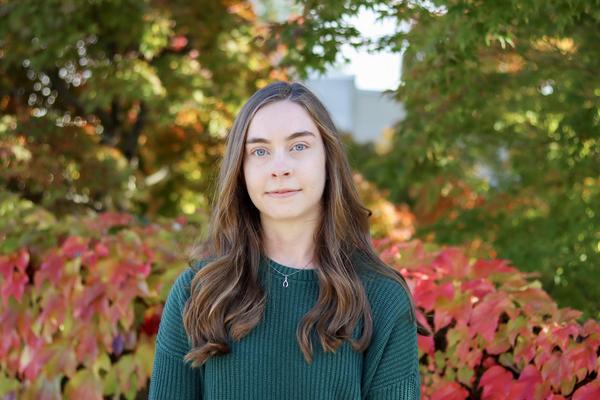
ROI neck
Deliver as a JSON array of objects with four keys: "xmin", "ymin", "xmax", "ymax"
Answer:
[
  {"xmin": 263, "ymin": 229, "xmax": 316, "ymax": 269},
  {"xmin": 260, "ymin": 214, "xmax": 320, "ymax": 270}
]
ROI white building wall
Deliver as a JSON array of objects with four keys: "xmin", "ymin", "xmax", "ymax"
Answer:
[
  {"xmin": 302, "ymin": 76, "xmax": 355, "ymax": 134},
  {"xmin": 302, "ymin": 74, "xmax": 405, "ymax": 144},
  {"xmin": 353, "ymin": 90, "xmax": 406, "ymax": 144}
]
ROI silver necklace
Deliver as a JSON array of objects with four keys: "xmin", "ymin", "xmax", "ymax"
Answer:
[{"xmin": 268, "ymin": 258, "xmax": 313, "ymax": 288}]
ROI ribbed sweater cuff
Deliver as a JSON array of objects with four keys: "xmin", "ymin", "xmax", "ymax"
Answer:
[
  {"xmin": 148, "ymin": 349, "xmax": 202, "ymax": 400},
  {"xmin": 364, "ymin": 372, "xmax": 419, "ymax": 400}
]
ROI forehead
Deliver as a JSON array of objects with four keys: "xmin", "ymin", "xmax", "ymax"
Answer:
[{"xmin": 246, "ymin": 100, "xmax": 319, "ymax": 141}]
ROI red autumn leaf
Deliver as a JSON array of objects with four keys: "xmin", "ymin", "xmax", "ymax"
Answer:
[
  {"xmin": 418, "ymin": 334, "xmax": 434, "ymax": 358},
  {"xmin": 37, "ymin": 295, "xmax": 67, "ymax": 337},
  {"xmin": 0, "ymin": 249, "xmax": 30, "ymax": 306},
  {"xmin": 94, "ymin": 241, "xmax": 110, "ymax": 257},
  {"xmin": 60, "ymin": 236, "xmax": 89, "ymax": 259},
  {"xmin": 512, "ymin": 288, "xmax": 557, "ymax": 316},
  {"xmin": 1, "ymin": 248, "xmax": 29, "ymax": 274},
  {"xmin": 479, "ymin": 365, "xmax": 514, "ymax": 400},
  {"xmin": 0, "ymin": 254, "xmax": 12, "ymax": 276},
  {"xmin": 471, "ymin": 258, "xmax": 517, "ymax": 280},
  {"xmin": 486, "ymin": 323, "xmax": 511, "ymax": 355},
  {"xmin": 96, "ymin": 211, "xmax": 133, "ymax": 231},
  {"xmin": 572, "ymin": 379, "xmax": 600, "ymax": 400},
  {"xmin": 534, "ymin": 331, "xmax": 555, "ymax": 367},
  {"xmin": 170, "ymin": 35, "xmax": 189, "ymax": 51},
  {"xmin": 581, "ymin": 320, "xmax": 600, "ymax": 348},
  {"xmin": 36, "ymin": 375, "xmax": 62, "ymax": 400},
  {"xmin": 16, "ymin": 310, "xmax": 38, "ymax": 350},
  {"xmin": 110, "ymin": 294, "xmax": 136, "ymax": 329},
  {"xmin": 64, "ymin": 369, "xmax": 103, "ymax": 400},
  {"xmin": 430, "ymin": 380, "xmax": 469, "ymax": 400},
  {"xmin": 141, "ymin": 305, "xmax": 163, "ymax": 336},
  {"xmin": 469, "ymin": 291, "xmax": 512, "ymax": 342},
  {"xmin": 13, "ymin": 248, "xmax": 29, "ymax": 272},
  {"xmin": 81, "ymin": 250, "xmax": 98, "ymax": 268},
  {"xmin": 45, "ymin": 340, "xmax": 78, "ymax": 377},
  {"xmin": 461, "ymin": 277, "xmax": 495, "ymax": 299},
  {"xmin": 550, "ymin": 323, "xmax": 580, "ymax": 351},
  {"xmin": 434, "ymin": 305, "xmax": 454, "ymax": 332},
  {"xmin": 507, "ymin": 364, "xmax": 545, "ymax": 400},
  {"xmin": 506, "ymin": 315, "xmax": 529, "ymax": 347},
  {"xmin": 565, "ymin": 344, "xmax": 597, "ymax": 381},
  {"xmin": 174, "ymin": 215, "xmax": 188, "ymax": 225},
  {"xmin": 73, "ymin": 281, "xmax": 108, "ymax": 322},
  {"xmin": 0, "ymin": 310, "xmax": 20, "ymax": 359},
  {"xmin": 431, "ymin": 247, "xmax": 472, "ymax": 279},
  {"xmin": 443, "ymin": 291, "xmax": 473, "ymax": 326},
  {"xmin": 34, "ymin": 252, "xmax": 65, "ymax": 289},
  {"xmin": 434, "ymin": 282, "xmax": 454, "ymax": 303},
  {"xmin": 545, "ymin": 394, "xmax": 566, "ymax": 400},
  {"xmin": 456, "ymin": 336, "xmax": 483, "ymax": 368},
  {"xmin": 540, "ymin": 352, "xmax": 574, "ymax": 394},
  {"xmin": 0, "ymin": 270, "xmax": 28, "ymax": 306},
  {"xmin": 554, "ymin": 308, "xmax": 583, "ymax": 324},
  {"xmin": 416, "ymin": 308, "xmax": 431, "ymax": 331},
  {"xmin": 431, "ymin": 283, "xmax": 457, "ymax": 332},
  {"xmin": 75, "ymin": 330, "xmax": 99, "ymax": 367},
  {"xmin": 19, "ymin": 336, "xmax": 52, "ymax": 382},
  {"xmin": 414, "ymin": 279, "xmax": 453, "ymax": 310},
  {"xmin": 0, "ymin": 248, "xmax": 29, "ymax": 275}
]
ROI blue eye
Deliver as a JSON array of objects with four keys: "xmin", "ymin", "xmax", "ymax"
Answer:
[
  {"xmin": 250, "ymin": 143, "xmax": 308, "ymax": 157},
  {"xmin": 293, "ymin": 143, "xmax": 308, "ymax": 151},
  {"xmin": 253, "ymin": 148, "xmax": 267, "ymax": 157}
]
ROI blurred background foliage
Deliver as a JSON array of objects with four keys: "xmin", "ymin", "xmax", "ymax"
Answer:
[
  {"xmin": 1, "ymin": 0, "xmax": 599, "ymax": 397},
  {"xmin": 1, "ymin": 0, "xmax": 598, "ymax": 325},
  {"xmin": 330, "ymin": 1, "xmax": 600, "ymax": 320},
  {"xmin": 0, "ymin": 0, "xmax": 291, "ymax": 220}
]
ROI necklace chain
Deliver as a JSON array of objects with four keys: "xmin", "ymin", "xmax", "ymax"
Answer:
[{"xmin": 268, "ymin": 257, "xmax": 313, "ymax": 288}]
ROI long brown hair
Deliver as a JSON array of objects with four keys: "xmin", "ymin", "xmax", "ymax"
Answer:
[{"xmin": 182, "ymin": 80, "xmax": 430, "ymax": 368}]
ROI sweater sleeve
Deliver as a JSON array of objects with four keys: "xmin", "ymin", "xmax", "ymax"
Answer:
[
  {"xmin": 148, "ymin": 266, "xmax": 204, "ymax": 400},
  {"xmin": 362, "ymin": 285, "xmax": 421, "ymax": 400}
]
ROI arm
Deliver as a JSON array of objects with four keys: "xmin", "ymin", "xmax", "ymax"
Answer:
[
  {"xmin": 148, "ymin": 267, "xmax": 204, "ymax": 400},
  {"xmin": 362, "ymin": 288, "xmax": 421, "ymax": 400}
]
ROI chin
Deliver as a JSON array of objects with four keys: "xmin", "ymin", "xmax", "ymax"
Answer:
[{"xmin": 262, "ymin": 209, "xmax": 305, "ymax": 221}]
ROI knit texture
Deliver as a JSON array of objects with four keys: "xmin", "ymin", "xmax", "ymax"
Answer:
[{"xmin": 149, "ymin": 255, "xmax": 420, "ymax": 399}]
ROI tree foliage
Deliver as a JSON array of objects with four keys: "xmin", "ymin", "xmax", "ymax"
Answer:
[
  {"xmin": 278, "ymin": 0, "xmax": 600, "ymax": 319},
  {"xmin": 0, "ymin": 0, "xmax": 293, "ymax": 218}
]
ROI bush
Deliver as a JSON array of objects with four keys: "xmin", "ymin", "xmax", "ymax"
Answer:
[
  {"xmin": 373, "ymin": 237, "xmax": 600, "ymax": 399},
  {"xmin": 1, "ymin": 190, "xmax": 598, "ymax": 399},
  {"xmin": 0, "ymin": 192, "xmax": 205, "ymax": 399}
]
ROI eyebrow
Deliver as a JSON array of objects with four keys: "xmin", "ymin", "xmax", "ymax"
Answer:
[{"xmin": 245, "ymin": 130, "xmax": 316, "ymax": 145}]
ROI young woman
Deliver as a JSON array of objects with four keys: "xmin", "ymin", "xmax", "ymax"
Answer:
[{"xmin": 149, "ymin": 81, "xmax": 428, "ymax": 399}]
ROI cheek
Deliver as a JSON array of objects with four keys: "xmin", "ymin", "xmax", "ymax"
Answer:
[
  {"xmin": 243, "ymin": 164, "xmax": 261, "ymax": 195},
  {"xmin": 315, "ymin": 148, "xmax": 327, "ymax": 185}
]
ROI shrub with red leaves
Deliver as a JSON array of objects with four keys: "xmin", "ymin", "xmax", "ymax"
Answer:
[
  {"xmin": 0, "ymin": 205, "xmax": 199, "ymax": 399},
  {"xmin": 373, "ymin": 238, "xmax": 600, "ymax": 400}
]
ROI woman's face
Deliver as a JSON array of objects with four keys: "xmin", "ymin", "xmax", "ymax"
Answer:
[{"xmin": 243, "ymin": 100, "xmax": 326, "ymax": 223}]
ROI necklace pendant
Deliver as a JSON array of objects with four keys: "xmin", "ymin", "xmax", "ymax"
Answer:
[{"xmin": 283, "ymin": 276, "xmax": 289, "ymax": 288}]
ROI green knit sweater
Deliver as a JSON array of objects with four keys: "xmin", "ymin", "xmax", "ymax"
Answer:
[{"xmin": 149, "ymin": 255, "xmax": 420, "ymax": 399}]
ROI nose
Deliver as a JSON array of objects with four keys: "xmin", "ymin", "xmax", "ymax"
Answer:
[{"xmin": 271, "ymin": 151, "xmax": 292, "ymax": 177}]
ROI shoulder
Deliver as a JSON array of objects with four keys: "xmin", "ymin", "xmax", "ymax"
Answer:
[
  {"xmin": 189, "ymin": 256, "xmax": 213, "ymax": 272},
  {"xmin": 155, "ymin": 258, "xmax": 211, "ymax": 350},
  {"xmin": 169, "ymin": 257, "xmax": 213, "ymax": 300},
  {"xmin": 363, "ymin": 274, "xmax": 412, "ymax": 322},
  {"xmin": 353, "ymin": 255, "xmax": 413, "ymax": 325}
]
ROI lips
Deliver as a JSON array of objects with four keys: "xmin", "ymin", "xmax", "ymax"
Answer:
[
  {"xmin": 266, "ymin": 189, "xmax": 301, "ymax": 198},
  {"xmin": 267, "ymin": 189, "xmax": 300, "ymax": 194}
]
